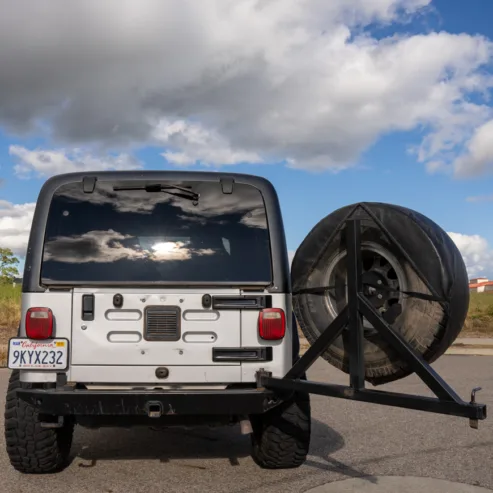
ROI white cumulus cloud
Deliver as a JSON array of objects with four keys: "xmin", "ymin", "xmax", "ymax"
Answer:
[
  {"xmin": 0, "ymin": 0, "xmax": 491, "ymax": 172},
  {"xmin": 452, "ymin": 119, "xmax": 493, "ymax": 177},
  {"xmin": 154, "ymin": 119, "xmax": 262, "ymax": 167},
  {"xmin": 9, "ymin": 145, "xmax": 141, "ymax": 179},
  {"xmin": 448, "ymin": 232, "xmax": 493, "ymax": 278},
  {"xmin": 0, "ymin": 200, "xmax": 36, "ymax": 257}
]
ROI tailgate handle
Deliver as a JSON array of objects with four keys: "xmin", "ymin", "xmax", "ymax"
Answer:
[
  {"xmin": 82, "ymin": 294, "xmax": 95, "ymax": 321},
  {"xmin": 211, "ymin": 295, "xmax": 271, "ymax": 310}
]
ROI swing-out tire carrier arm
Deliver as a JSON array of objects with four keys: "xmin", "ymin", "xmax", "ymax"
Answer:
[
  {"xmin": 263, "ymin": 215, "xmax": 487, "ymax": 428},
  {"xmin": 260, "ymin": 375, "xmax": 487, "ymax": 422}
]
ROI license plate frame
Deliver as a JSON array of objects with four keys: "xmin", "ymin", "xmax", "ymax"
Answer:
[{"xmin": 7, "ymin": 338, "xmax": 69, "ymax": 371}]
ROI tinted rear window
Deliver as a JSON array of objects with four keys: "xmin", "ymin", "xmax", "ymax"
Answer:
[{"xmin": 41, "ymin": 180, "xmax": 272, "ymax": 284}]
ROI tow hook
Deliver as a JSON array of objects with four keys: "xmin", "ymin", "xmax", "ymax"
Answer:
[{"xmin": 146, "ymin": 402, "xmax": 163, "ymax": 418}]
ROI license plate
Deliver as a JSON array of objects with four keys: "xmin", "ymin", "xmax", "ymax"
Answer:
[{"xmin": 8, "ymin": 338, "xmax": 69, "ymax": 370}]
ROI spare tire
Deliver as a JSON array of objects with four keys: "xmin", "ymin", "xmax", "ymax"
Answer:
[{"xmin": 291, "ymin": 202, "xmax": 469, "ymax": 386}]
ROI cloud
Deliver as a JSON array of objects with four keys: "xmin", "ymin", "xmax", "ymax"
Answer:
[
  {"xmin": 0, "ymin": 180, "xmax": 268, "ymax": 259},
  {"xmin": 154, "ymin": 119, "xmax": 262, "ymax": 167},
  {"xmin": 448, "ymin": 232, "xmax": 493, "ymax": 278},
  {"xmin": 55, "ymin": 180, "xmax": 268, "ymax": 227},
  {"xmin": 0, "ymin": 0, "xmax": 492, "ymax": 171},
  {"xmin": 43, "ymin": 230, "xmax": 144, "ymax": 264},
  {"xmin": 0, "ymin": 200, "xmax": 35, "ymax": 257},
  {"xmin": 240, "ymin": 208, "xmax": 267, "ymax": 229},
  {"xmin": 43, "ymin": 229, "xmax": 216, "ymax": 264},
  {"xmin": 452, "ymin": 119, "xmax": 493, "ymax": 177},
  {"xmin": 10, "ymin": 145, "xmax": 141, "ymax": 179}
]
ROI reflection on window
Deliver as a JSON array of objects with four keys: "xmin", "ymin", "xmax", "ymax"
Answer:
[{"xmin": 41, "ymin": 180, "xmax": 272, "ymax": 283}]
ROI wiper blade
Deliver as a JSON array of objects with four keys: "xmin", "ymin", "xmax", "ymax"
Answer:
[{"xmin": 113, "ymin": 184, "xmax": 199, "ymax": 203}]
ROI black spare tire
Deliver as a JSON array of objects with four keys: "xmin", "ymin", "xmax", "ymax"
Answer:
[{"xmin": 291, "ymin": 202, "xmax": 469, "ymax": 386}]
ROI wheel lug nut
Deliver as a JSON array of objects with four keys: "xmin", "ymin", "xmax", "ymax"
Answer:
[
  {"xmin": 377, "ymin": 294, "xmax": 383, "ymax": 300},
  {"xmin": 377, "ymin": 280, "xmax": 382, "ymax": 285}
]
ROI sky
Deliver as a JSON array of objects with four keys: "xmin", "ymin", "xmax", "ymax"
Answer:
[{"xmin": 1, "ymin": 0, "xmax": 493, "ymax": 278}]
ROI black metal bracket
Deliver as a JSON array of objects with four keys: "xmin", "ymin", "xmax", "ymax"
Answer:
[{"xmin": 260, "ymin": 217, "xmax": 487, "ymax": 427}]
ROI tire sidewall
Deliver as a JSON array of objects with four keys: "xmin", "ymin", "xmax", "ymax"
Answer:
[{"xmin": 292, "ymin": 203, "xmax": 468, "ymax": 384}]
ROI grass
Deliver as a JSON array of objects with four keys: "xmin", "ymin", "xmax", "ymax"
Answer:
[
  {"xmin": 462, "ymin": 291, "xmax": 493, "ymax": 337},
  {"xmin": 0, "ymin": 284, "xmax": 21, "ymax": 343},
  {"xmin": 0, "ymin": 284, "xmax": 21, "ymax": 365}
]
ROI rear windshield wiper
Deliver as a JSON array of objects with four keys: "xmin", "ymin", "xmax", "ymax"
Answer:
[{"xmin": 113, "ymin": 184, "xmax": 199, "ymax": 203}]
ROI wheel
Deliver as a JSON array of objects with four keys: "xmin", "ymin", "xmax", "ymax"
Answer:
[
  {"xmin": 292, "ymin": 202, "xmax": 469, "ymax": 386},
  {"xmin": 250, "ymin": 392, "xmax": 311, "ymax": 469},
  {"xmin": 4, "ymin": 370, "xmax": 74, "ymax": 474}
]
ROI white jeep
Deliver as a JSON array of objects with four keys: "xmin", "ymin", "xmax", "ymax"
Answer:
[
  {"xmin": 6, "ymin": 169, "xmax": 483, "ymax": 475},
  {"xmin": 5, "ymin": 171, "xmax": 308, "ymax": 473}
]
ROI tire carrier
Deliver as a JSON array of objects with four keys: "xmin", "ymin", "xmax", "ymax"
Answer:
[{"xmin": 257, "ymin": 206, "xmax": 487, "ymax": 429}]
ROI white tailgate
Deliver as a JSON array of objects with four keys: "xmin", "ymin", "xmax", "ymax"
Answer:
[{"xmin": 71, "ymin": 288, "xmax": 241, "ymax": 366}]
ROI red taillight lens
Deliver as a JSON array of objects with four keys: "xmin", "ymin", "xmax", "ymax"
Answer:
[
  {"xmin": 25, "ymin": 307, "xmax": 53, "ymax": 339},
  {"xmin": 258, "ymin": 308, "xmax": 286, "ymax": 340}
]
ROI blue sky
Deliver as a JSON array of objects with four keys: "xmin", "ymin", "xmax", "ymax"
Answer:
[{"xmin": 1, "ymin": 0, "xmax": 493, "ymax": 277}]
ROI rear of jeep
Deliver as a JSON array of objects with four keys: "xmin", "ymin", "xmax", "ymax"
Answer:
[{"xmin": 4, "ymin": 171, "xmax": 310, "ymax": 473}]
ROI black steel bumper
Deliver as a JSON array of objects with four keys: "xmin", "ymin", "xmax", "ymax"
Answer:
[{"xmin": 16, "ymin": 387, "xmax": 280, "ymax": 417}]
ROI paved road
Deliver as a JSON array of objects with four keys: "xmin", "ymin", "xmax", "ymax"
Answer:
[{"xmin": 0, "ymin": 356, "xmax": 492, "ymax": 493}]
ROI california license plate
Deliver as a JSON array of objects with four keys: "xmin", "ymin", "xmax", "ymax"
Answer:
[{"xmin": 8, "ymin": 338, "xmax": 69, "ymax": 370}]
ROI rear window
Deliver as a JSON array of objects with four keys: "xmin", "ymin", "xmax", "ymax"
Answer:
[{"xmin": 41, "ymin": 180, "xmax": 272, "ymax": 284}]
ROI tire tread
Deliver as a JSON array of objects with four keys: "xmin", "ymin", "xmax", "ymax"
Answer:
[
  {"xmin": 4, "ymin": 371, "xmax": 73, "ymax": 474},
  {"xmin": 250, "ymin": 392, "xmax": 311, "ymax": 469}
]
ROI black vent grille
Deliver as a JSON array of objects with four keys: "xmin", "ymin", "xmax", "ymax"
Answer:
[{"xmin": 144, "ymin": 306, "xmax": 181, "ymax": 341}]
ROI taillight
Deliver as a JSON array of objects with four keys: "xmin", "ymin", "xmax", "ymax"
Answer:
[
  {"xmin": 25, "ymin": 307, "xmax": 53, "ymax": 340},
  {"xmin": 258, "ymin": 308, "xmax": 286, "ymax": 340}
]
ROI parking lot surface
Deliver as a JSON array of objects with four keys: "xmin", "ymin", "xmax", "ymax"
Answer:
[{"xmin": 0, "ymin": 356, "xmax": 491, "ymax": 493}]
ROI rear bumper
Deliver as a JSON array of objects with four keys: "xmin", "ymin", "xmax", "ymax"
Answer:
[{"xmin": 16, "ymin": 387, "xmax": 281, "ymax": 417}]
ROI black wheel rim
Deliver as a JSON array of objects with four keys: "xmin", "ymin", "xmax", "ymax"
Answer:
[{"xmin": 322, "ymin": 241, "xmax": 407, "ymax": 336}]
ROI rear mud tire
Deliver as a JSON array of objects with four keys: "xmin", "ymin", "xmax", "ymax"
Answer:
[
  {"xmin": 250, "ymin": 392, "xmax": 311, "ymax": 469},
  {"xmin": 292, "ymin": 202, "xmax": 469, "ymax": 386},
  {"xmin": 4, "ymin": 370, "xmax": 74, "ymax": 474}
]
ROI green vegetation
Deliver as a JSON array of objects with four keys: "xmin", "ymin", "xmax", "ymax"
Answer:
[
  {"xmin": 0, "ymin": 248, "xmax": 21, "ymax": 347},
  {"xmin": 0, "ymin": 248, "xmax": 19, "ymax": 284},
  {"xmin": 0, "ymin": 283, "xmax": 21, "ymax": 344},
  {"xmin": 463, "ymin": 291, "xmax": 493, "ymax": 337}
]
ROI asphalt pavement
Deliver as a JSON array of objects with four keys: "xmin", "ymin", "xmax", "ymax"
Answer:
[{"xmin": 0, "ymin": 356, "xmax": 491, "ymax": 493}]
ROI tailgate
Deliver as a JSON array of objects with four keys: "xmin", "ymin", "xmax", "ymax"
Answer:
[{"xmin": 71, "ymin": 288, "xmax": 241, "ymax": 366}]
